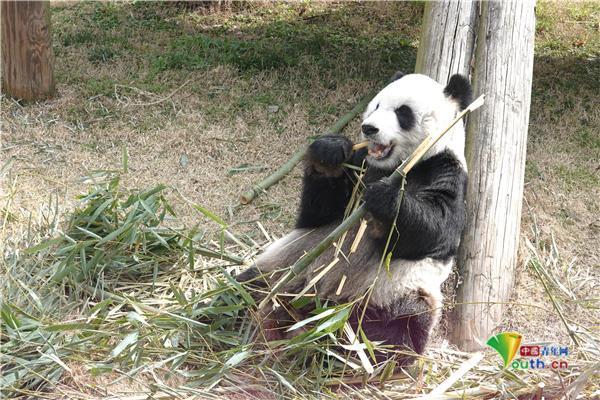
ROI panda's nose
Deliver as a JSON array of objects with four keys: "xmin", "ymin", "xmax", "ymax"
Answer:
[{"xmin": 361, "ymin": 124, "xmax": 379, "ymax": 136}]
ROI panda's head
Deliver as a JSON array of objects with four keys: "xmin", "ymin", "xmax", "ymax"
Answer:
[{"xmin": 361, "ymin": 73, "xmax": 472, "ymax": 170}]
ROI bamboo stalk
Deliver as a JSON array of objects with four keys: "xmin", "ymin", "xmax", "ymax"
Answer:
[
  {"xmin": 427, "ymin": 352, "xmax": 484, "ymax": 395},
  {"xmin": 352, "ymin": 141, "xmax": 369, "ymax": 151},
  {"xmin": 239, "ymin": 91, "xmax": 376, "ymax": 205},
  {"xmin": 239, "ymin": 147, "xmax": 307, "ymax": 205},
  {"xmin": 257, "ymin": 96, "xmax": 484, "ymax": 309}
]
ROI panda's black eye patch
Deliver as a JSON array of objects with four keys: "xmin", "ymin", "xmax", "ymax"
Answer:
[{"xmin": 395, "ymin": 105, "xmax": 415, "ymax": 130}]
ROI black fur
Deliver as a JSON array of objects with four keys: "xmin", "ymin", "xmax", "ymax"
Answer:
[
  {"xmin": 363, "ymin": 151, "xmax": 467, "ymax": 261},
  {"xmin": 394, "ymin": 105, "xmax": 415, "ymax": 131},
  {"xmin": 307, "ymin": 134, "xmax": 353, "ymax": 166},
  {"xmin": 298, "ymin": 136, "xmax": 467, "ymax": 261},
  {"xmin": 349, "ymin": 291, "xmax": 434, "ymax": 363},
  {"xmin": 296, "ymin": 135, "xmax": 366, "ymax": 229},
  {"xmin": 443, "ymin": 74, "xmax": 473, "ymax": 111},
  {"xmin": 390, "ymin": 70, "xmax": 406, "ymax": 82}
]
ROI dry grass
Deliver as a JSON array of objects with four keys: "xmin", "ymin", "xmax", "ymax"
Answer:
[{"xmin": 2, "ymin": 1, "xmax": 599, "ymax": 398}]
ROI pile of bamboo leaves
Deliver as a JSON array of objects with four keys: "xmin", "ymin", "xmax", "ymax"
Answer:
[
  {"xmin": 0, "ymin": 169, "xmax": 376, "ymax": 398},
  {"xmin": 2, "ymin": 166, "xmax": 598, "ymax": 399}
]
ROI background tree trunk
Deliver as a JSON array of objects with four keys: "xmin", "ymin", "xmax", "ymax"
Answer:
[
  {"xmin": 450, "ymin": 1, "xmax": 536, "ymax": 351},
  {"xmin": 415, "ymin": 1, "xmax": 479, "ymax": 83},
  {"xmin": 1, "ymin": 0, "xmax": 55, "ymax": 101},
  {"xmin": 416, "ymin": 0, "xmax": 536, "ymax": 351}
]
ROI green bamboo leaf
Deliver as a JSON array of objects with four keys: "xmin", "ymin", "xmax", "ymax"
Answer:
[
  {"xmin": 268, "ymin": 368, "xmax": 297, "ymax": 393},
  {"xmin": 148, "ymin": 228, "xmax": 170, "ymax": 248},
  {"xmin": 45, "ymin": 322, "xmax": 95, "ymax": 331},
  {"xmin": 16, "ymin": 280, "xmax": 44, "ymax": 312},
  {"xmin": 138, "ymin": 185, "xmax": 166, "ymax": 201},
  {"xmin": 360, "ymin": 327, "xmax": 377, "ymax": 362},
  {"xmin": 222, "ymin": 270, "xmax": 255, "ymax": 306},
  {"xmin": 87, "ymin": 198, "xmax": 113, "ymax": 227},
  {"xmin": 24, "ymin": 237, "xmax": 63, "ymax": 254},
  {"xmin": 122, "ymin": 145, "xmax": 129, "ymax": 173},
  {"xmin": 384, "ymin": 251, "xmax": 393, "ymax": 274},
  {"xmin": 380, "ymin": 359, "xmax": 397, "ymax": 384},
  {"xmin": 224, "ymin": 350, "xmax": 250, "ymax": 368},
  {"xmin": 193, "ymin": 204, "xmax": 227, "ymax": 227},
  {"xmin": 52, "ymin": 251, "xmax": 77, "ymax": 282},
  {"xmin": 75, "ymin": 226, "xmax": 102, "ymax": 240},
  {"xmin": 0, "ymin": 303, "xmax": 21, "ymax": 329},
  {"xmin": 314, "ymin": 307, "xmax": 349, "ymax": 334},
  {"xmin": 111, "ymin": 331, "xmax": 139, "ymax": 358},
  {"xmin": 286, "ymin": 308, "xmax": 337, "ymax": 332}
]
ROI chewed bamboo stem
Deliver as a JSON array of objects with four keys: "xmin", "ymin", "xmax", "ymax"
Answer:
[
  {"xmin": 257, "ymin": 95, "xmax": 484, "ymax": 310},
  {"xmin": 352, "ymin": 141, "xmax": 369, "ymax": 150}
]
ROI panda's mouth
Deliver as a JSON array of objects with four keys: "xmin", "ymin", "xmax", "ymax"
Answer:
[{"xmin": 368, "ymin": 142, "xmax": 394, "ymax": 160}]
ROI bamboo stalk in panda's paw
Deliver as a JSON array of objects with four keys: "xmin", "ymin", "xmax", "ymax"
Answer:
[{"xmin": 352, "ymin": 141, "xmax": 369, "ymax": 151}]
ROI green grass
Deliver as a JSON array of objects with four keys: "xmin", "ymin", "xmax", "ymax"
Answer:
[
  {"xmin": 555, "ymin": 165, "xmax": 600, "ymax": 192},
  {"xmin": 150, "ymin": 22, "xmax": 415, "ymax": 80},
  {"xmin": 50, "ymin": 2, "xmax": 419, "ymax": 92}
]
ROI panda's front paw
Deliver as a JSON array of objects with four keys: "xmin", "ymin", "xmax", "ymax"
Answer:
[
  {"xmin": 364, "ymin": 177, "xmax": 401, "ymax": 221},
  {"xmin": 308, "ymin": 135, "xmax": 353, "ymax": 166}
]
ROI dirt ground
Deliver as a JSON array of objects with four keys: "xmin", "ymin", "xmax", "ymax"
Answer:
[{"xmin": 1, "ymin": 1, "xmax": 599, "ymax": 395}]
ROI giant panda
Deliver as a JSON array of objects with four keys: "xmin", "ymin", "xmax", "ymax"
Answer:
[{"xmin": 238, "ymin": 72, "xmax": 472, "ymax": 365}]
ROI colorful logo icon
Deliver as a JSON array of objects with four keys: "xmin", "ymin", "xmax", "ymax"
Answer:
[{"xmin": 486, "ymin": 332, "xmax": 523, "ymax": 368}]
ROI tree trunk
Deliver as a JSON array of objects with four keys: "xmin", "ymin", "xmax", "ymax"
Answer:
[
  {"xmin": 1, "ymin": 0, "xmax": 55, "ymax": 101},
  {"xmin": 415, "ymin": 1, "xmax": 479, "ymax": 83},
  {"xmin": 416, "ymin": 0, "xmax": 536, "ymax": 351},
  {"xmin": 450, "ymin": 1, "xmax": 536, "ymax": 351}
]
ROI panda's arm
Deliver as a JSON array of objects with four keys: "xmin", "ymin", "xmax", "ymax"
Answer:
[
  {"xmin": 296, "ymin": 136, "xmax": 367, "ymax": 229},
  {"xmin": 364, "ymin": 152, "xmax": 467, "ymax": 260}
]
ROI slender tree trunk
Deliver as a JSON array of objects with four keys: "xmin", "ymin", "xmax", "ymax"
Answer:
[
  {"xmin": 450, "ymin": 1, "xmax": 536, "ymax": 351},
  {"xmin": 1, "ymin": 1, "xmax": 55, "ymax": 101},
  {"xmin": 416, "ymin": 0, "xmax": 536, "ymax": 351}
]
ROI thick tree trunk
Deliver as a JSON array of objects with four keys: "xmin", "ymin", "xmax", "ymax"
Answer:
[
  {"xmin": 416, "ymin": 0, "xmax": 536, "ymax": 351},
  {"xmin": 415, "ymin": 1, "xmax": 479, "ymax": 83},
  {"xmin": 1, "ymin": 0, "xmax": 55, "ymax": 101},
  {"xmin": 449, "ymin": 1, "xmax": 536, "ymax": 351}
]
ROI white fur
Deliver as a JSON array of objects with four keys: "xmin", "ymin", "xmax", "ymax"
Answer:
[
  {"xmin": 255, "ymin": 226, "xmax": 452, "ymax": 327},
  {"xmin": 361, "ymin": 74, "xmax": 467, "ymax": 171},
  {"xmin": 254, "ymin": 229, "xmax": 312, "ymax": 272},
  {"xmin": 371, "ymin": 258, "xmax": 453, "ymax": 326}
]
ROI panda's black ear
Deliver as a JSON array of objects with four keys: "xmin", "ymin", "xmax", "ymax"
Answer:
[
  {"xmin": 444, "ymin": 74, "xmax": 472, "ymax": 111},
  {"xmin": 390, "ymin": 71, "xmax": 405, "ymax": 83}
]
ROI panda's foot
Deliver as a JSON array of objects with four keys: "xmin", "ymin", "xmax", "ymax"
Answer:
[
  {"xmin": 256, "ymin": 304, "xmax": 310, "ymax": 342},
  {"xmin": 349, "ymin": 293, "xmax": 435, "ymax": 366}
]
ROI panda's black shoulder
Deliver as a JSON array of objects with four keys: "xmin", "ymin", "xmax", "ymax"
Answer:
[{"xmin": 408, "ymin": 150, "xmax": 467, "ymax": 194}]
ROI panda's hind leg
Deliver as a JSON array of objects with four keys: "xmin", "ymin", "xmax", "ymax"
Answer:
[{"xmin": 351, "ymin": 290, "xmax": 436, "ymax": 365}]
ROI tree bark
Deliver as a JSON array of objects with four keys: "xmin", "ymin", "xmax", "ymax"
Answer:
[
  {"xmin": 416, "ymin": 0, "xmax": 536, "ymax": 350},
  {"xmin": 449, "ymin": 0, "xmax": 536, "ymax": 351},
  {"xmin": 415, "ymin": 1, "xmax": 479, "ymax": 83},
  {"xmin": 1, "ymin": 0, "xmax": 55, "ymax": 101}
]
